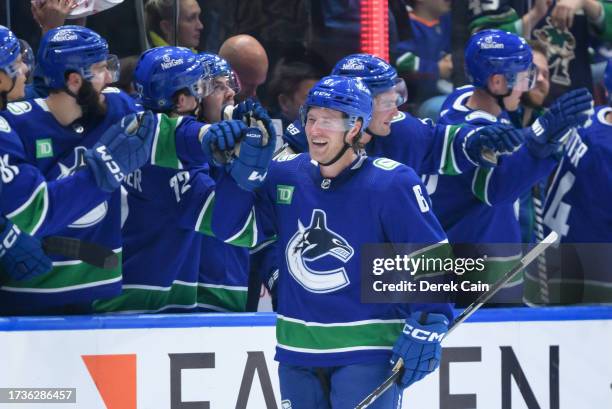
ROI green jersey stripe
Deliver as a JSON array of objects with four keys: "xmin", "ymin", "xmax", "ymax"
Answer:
[
  {"xmin": 1, "ymin": 251, "xmax": 122, "ymax": 292},
  {"xmin": 93, "ymin": 279, "xmax": 197, "ymax": 312},
  {"xmin": 197, "ymin": 283, "xmax": 248, "ymax": 312},
  {"xmin": 7, "ymin": 182, "xmax": 48, "ymax": 234},
  {"xmin": 276, "ymin": 316, "xmax": 403, "ymax": 351}
]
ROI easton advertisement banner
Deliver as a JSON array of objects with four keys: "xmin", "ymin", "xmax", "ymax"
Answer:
[{"xmin": 0, "ymin": 307, "xmax": 610, "ymax": 408}]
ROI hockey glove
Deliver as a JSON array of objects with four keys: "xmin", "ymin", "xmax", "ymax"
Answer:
[
  {"xmin": 465, "ymin": 125, "xmax": 524, "ymax": 168},
  {"xmin": 202, "ymin": 120, "xmax": 247, "ymax": 166},
  {"xmin": 225, "ymin": 99, "xmax": 277, "ymax": 140},
  {"xmin": 228, "ymin": 126, "xmax": 275, "ymax": 191},
  {"xmin": 85, "ymin": 111, "xmax": 155, "ymax": 192},
  {"xmin": 0, "ymin": 216, "xmax": 52, "ymax": 282},
  {"xmin": 391, "ymin": 312, "xmax": 449, "ymax": 389},
  {"xmin": 524, "ymin": 88, "xmax": 593, "ymax": 159}
]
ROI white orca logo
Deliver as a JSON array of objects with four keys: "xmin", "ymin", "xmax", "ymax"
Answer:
[{"xmin": 285, "ymin": 209, "xmax": 354, "ymax": 293}]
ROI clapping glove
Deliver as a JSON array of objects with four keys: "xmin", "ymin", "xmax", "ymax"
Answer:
[{"xmin": 85, "ymin": 111, "xmax": 155, "ymax": 192}]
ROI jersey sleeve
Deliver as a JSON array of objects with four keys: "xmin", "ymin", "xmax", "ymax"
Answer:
[
  {"xmin": 393, "ymin": 38, "xmax": 440, "ymax": 80},
  {"xmin": 208, "ymin": 168, "xmax": 277, "ymax": 248},
  {"xmin": 149, "ymin": 114, "xmax": 209, "ymax": 170},
  {"xmin": 471, "ymin": 146, "xmax": 557, "ymax": 206},
  {"xmin": 409, "ymin": 118, "xmax": 481, "ymax": 175},
  {"xmin": 0, "ymin": 128, "xmax": 110, "ymax": 236}
]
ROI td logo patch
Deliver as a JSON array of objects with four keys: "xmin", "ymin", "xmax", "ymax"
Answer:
[
  {"xmin": 277, "ymin": 185, "xmax": 294, "ymax": 205},
  {"xmin": 36, "ymin": 139, "xmax": 54, "ymax": 159}
]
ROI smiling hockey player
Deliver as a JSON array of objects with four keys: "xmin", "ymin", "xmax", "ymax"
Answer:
[
  {"xmin": 430, "ymin": 29, "xmax": 593, "ymax": 304},
  {"xmin": 202, "ymin": 75, "xmax": 453, "ymax": 408}
]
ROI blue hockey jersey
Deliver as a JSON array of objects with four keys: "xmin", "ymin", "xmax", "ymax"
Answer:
[
  {"xmin": 392, "ymin": 13, "xmax": 451, "ymax": 102},
  {"xmin": 535, "ymin": 106, "xmax": 612, "ymax": 302},
  {"xmin": 0, "ymin": 88, "xmax": 139, "ymax": 315},
  {"xmin": 430, "ymin": 86, "xmax": 558, "ymax": 302},
  {"xmin": 204, "ymin": 153, "xmax": 452, "ymax": 366},
  {"xmin": 94, "ymin": 114, "xmax": 249, "ymax": 313}
]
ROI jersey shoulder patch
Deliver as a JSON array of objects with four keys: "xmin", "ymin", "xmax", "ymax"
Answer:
[
  {"xmin": 102, "ymin": 86, "xmax": 121, "ymax": 94},
  {"xmin": 0, "ymin": 116, "xmax": 12, "ymax": 133},
  {"xmin": 390, "ymin": 111, "xmax": 406, "ymax": 123},
  {"xmin": 373, "ymin": 157, "xmax": 402, "ymax": 171},
  {"xmin": 465, "ymin": 110, "xmax": 499, "ymax": 124},
  {"xmin": 6, "ymin": 101, "xmax": 33, "ymax": 116}
]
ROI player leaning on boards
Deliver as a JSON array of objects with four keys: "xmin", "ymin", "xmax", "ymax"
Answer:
[
  {"xmin": 539, "ymin": 59, "xmax": 612, "ymax": 304},
  {"xmin": 428, "ymin": 29, "xmax": 593, "ymax": 305},
  {"xmin": 94, "ymin": 47, "xmax": 251, "ymax": 313},
  {"xmin": 0, "ymin": 26, "xmax": 155, "ymax": 315},
  {"xmin": 202, "ymin": 76, "xmax": 452, "ymax": 408},
  {"xmin": 0, "ymin": 26, "xmax": 52, "ymax": 283}
]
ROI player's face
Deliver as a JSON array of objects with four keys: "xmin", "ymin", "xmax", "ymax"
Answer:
[
  {"xmin": 305, "ymin": 107, "xmax": 352, "ymax": 163},
  {"xmin": 523, "ymin": 52, "xmax": 550, "ymax": 108},
  {"xmin": 4, "ymin": 55, "xmax": 28, "ymax": 101},
  {"xmin": 368, "ymin": 89, "xmax": 399, "ymax": 136},
  {"xmin": 423, "ymin": 0, "xmax": 451, "ymax": 16},
  {"xmin": 200, "ymin": 75, "xmax": 236, "ymax": 123},
  {"xmin": 178, "ymin": 0, "xmax": 203, "ymax": 49},
  {"xmin": 89, "ymin": 59, "xmax": 114, "ymax": 94}
]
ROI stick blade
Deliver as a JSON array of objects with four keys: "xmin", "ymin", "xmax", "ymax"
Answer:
[{"xmin": 42, "ymin": 236, "xmax": 119, "ymax": 270}]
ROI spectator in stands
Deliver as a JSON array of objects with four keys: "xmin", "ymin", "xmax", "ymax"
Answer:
[
  {"xmin": 115, "ymin": 55, "xmax": 140, "ymax": 97},
  {"xmin": 145, "ymin": 0, "xmax": 204, "ymax": 50},
  {"xmin": 392, "ymin": 0, "xmax": 452, "ymax": 111},
  {"xmin": 219, "ymin": 34, "xmax": 268, "ymax": 102},
  {"xmin": 265, "ymin": 57, "xmax": 323, "ymax": 133}
]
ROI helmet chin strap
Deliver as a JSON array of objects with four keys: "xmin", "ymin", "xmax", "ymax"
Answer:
[
  {"xmin": 484, "ymin": 85, "xmax": 512, "ymax": 113},
  {"xmin": 318, "ymin": 132, "xmax": 363, "ymax": 167}
]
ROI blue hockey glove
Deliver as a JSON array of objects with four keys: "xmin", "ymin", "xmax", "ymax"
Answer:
[
  {"xmin": 391, "ymin": 312, "xmax": 449, "ymax": 389},
  {"xmin": 228, "ymin": 126, "xmax": 275, "ymax": 191},
  {"xmin": 524, "ymin": 88, "xmax": 593, "ymax": 158},
  {"xmin": 202, "ymin": 120, "xmax": 247, "ymax": 166},
  {"xmin": 224, "ymin": 99, "xmax": 277, "ymax": 145},
  {"xmin": 465, "ymin": 125, "xmax": 524, "ymax": 168},
  {"xmin": 85, "ymin": 111, "xmax": 155, "ymax": 192},
  {"xmin": 0, "ymin": 216, "xmax": 52, "ymax": 281}
]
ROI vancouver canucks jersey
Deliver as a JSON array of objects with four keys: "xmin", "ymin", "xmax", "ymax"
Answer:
[
  {"xmin": 392, "ymin": 13, "xmax": 451, "ymax": 102},
  {"xmin": 537, "ymin": 106, "xmax": 612, "ymax": 302},
  {"xmin": 0, "ymin": 88, "xmax": 138, "ymax": 315},
  {"xmin": 204, "ymin": 153, "xmax": 452, "ymax": 366},
  {"xmin": 283, "ymin": 111, "xmax": 479, "ymax": 176},
  {"xmin": 429, "ymin": 86, "xmax": 557, "ymax": 302},
  {"xmin": 94, "ymin": 114, "xmax": 249, "ymax": 313}
]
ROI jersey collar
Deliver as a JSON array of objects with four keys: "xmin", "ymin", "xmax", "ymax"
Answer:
[{"xmin": 307, "ymin": 152, "xmax": 368, "ymax": 190}]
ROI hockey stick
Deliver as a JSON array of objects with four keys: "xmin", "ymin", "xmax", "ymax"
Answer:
[
  {"xmin": 42, "ymin": 236, "xmax": 119, "ymax": 270},
  {"xmin": 355, "ymin": 231, "xmax": 559, "ymax": 409}
]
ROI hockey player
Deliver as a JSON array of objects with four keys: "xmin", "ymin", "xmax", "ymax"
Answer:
[
  {"xmin": 283, "ymin": 53, "xmax": 524, "ymax": 172},
  {"xmin": 430, "ymin": 29, "xmax": 593, "ymax": 304},
  {"xmin": 203, "ymin": 75, "xmax": 452, "ymax": 407},
  {"xmin": 94, "ymin": 47, "xmax": 253, "ymax": 313},
  {"xmin": 196, "ymin": 52, "xmax": 250, "ymax": 312},
  {"xmin": 538, "ymin": 59, "xmax": 612, "ymax": 304},
  {"xmin": 0, "ymin": 26, "xmax": 155, "ymax": 315},
  {"xmin": 0, "ymin": 26, "xmax": 52, "ymax": 282}
]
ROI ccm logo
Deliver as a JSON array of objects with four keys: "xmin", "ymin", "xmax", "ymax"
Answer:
[
  {"xmin": 0, "ymin": 224, "xmax": 20, "ymax": 256},
  {"xmin": 403, "ymin": 324, "xmax": 446, "ymax": 342},
  {"xmin": 96, "ymin": 146, "xmax": 125, "ymax": 182}
]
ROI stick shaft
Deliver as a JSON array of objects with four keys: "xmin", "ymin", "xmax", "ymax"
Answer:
[{"xmin": 355, "ymin": 231, "xmax": 559, "ymax": 408}]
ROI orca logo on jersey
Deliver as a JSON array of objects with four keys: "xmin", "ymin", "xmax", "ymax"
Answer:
[
  {"xmin": 285, "ymin": 209, "xmax": 354, "ymax": 293},
  {"xmin": 57, "ymin": 146, "xmax": 109, "ymax": 229}
]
